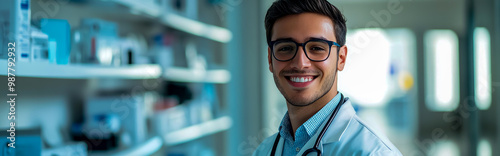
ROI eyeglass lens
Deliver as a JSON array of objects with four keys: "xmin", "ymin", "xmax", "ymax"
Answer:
[{"xmin": 273, "ymin": 40, "xmax": 330, "ymax": 61}]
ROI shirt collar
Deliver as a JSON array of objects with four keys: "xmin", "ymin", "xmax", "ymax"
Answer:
[
  {"xmin": 278, "ymin": 112, "xmax": 293, "ymax": 142},
  {"xmin": 278, "ymin": 92, "xmax": 342, "ymax": 139}
]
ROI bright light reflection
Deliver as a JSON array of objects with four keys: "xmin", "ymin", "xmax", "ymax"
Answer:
[
  {"xmin": 478, "ymin": 139, "xmax": 492, "ymax": 156},
  {"xmin": 425, "ymin": 30, "xmax": 459, "ymax": 111},
  {"xmin": 474, "ymin": 27, "xmax": 492, "ymax": 110},
  {"xmin": 339, "ymin": 29, "xmax": 390, "ymax": 107},
  {"xmin": 429, "ymin": 140, "xmax": 460, "ymax": 156},
  {"xmin": 434, "ymin": 38, "xmax": 454, "ymax": 105}
]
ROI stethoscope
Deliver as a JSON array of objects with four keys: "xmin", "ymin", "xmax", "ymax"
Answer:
[{"xmin": 270, "ymin": 94, "xmax": 348, "ymax": 156}]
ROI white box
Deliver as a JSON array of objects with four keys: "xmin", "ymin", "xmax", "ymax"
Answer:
[
  {"xmin": 0, "ymin": 18, "xmax": 6, "ymax": 59},
  {"xmin": 0, "ymin": 0, "xmax": 31, "ymax": 61},
  {"xmin": 152, "ymin": 104, "xmax": 189, "ymax": 135},
  {"xmin": 30, "ymin": 27, "xmax": 49, "ymax": 62}
]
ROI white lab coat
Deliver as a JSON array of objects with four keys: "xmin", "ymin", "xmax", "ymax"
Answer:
[{"xmin": 253, "ymin": 100, "xmax": 402, "ymax": 156}]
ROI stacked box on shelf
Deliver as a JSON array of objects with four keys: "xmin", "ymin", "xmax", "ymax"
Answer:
[
  {"xmin": 0, "ymin": 0, "xmax": 31, "ymax": 61},
  {"xmin": 78, "ymin": 18, "xmax": 120, "ymax": 66},
  {"xmin": 40, "ymin": 19, "xmax": 71, "ymax": 64},
  {"xmin": 85, "ymin": 95, "xmax": 147, "ymax": 148},
  {"xmin": 30, "ymin": 27, "xmax": 49, "ymax": 62}
]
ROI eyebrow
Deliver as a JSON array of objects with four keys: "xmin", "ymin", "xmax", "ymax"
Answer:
[{"xmin": 272, "ymin": 36, "xmax": 331, "ymax": 43}]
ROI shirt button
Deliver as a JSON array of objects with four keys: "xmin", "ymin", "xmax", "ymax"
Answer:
[{"xmin": 296, "ymin": 147, "xmax": 300, "ymax": 151}]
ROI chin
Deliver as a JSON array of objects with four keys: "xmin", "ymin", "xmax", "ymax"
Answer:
[{"xmin": 284, "ymin": 92, "xmax": 317, "ymax": 106}]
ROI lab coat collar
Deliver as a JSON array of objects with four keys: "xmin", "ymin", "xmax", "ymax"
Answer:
[
  {"xmin": 296, "ymin": 99, "xmax": 356, "ymax": 155},
  {"xmin": 321, "ymin": 100, "xmax": 356, "ymax": 143}
]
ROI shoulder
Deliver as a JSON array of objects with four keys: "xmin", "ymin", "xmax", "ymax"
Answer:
[
  {"xmin": 252, "ymin": 133, "xmax": 278, "ymax": 156},
  {"xmin": 340, "ymin": 115, "xmax": 402, "ymax": 155}
]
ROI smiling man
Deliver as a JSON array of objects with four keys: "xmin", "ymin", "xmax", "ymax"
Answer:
[{"xmin": 253, "ymin": 0, "xmax": 402, "ymax": 155}]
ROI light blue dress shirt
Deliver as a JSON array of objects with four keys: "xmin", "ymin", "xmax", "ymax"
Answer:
[{"xmin": 278, "ymin": 93, "xmax": 341, "ymax": 156}]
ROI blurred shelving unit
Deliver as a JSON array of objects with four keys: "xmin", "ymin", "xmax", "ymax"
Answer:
[
  {"xmin": 86, "ymin": 116, "xmax": 232, "ymax": 155},
  {"xmin": 112, "ymin": 0, "xmax": 232, "ymax": 43},
  {"xmin": 0, "ymin": 60, "xmax": 161, "ymax": 79},
  {"xmin": 1, "ymin": 0, "xmax": 233, "ymax": 155},
  {"xmin": 163, "ymin": 115, "xmax": 232, "ymax": 146},
  {"xmin": 90, "ymin": 136, "xmax": 163, "ymax": 156},
  {"xmin": 163, "ymin": 67, "xmax": 231, "ymax": 83}
]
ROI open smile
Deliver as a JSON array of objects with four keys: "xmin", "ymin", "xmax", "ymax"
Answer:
[{"xmin": 284, "ymin": 75, "xmax": 319, "ymax": 88}]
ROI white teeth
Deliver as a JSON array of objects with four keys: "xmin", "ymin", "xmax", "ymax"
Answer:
[{"xmin": 290, "ymin": 77, "xmax": 314, "ymax": 83}]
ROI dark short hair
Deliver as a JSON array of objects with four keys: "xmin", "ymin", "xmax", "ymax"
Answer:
[{"xmin": 265, "ymin": 0, "xmax": 347, "ymax": 46}]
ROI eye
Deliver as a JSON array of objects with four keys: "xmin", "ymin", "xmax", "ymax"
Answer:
[
  {"xmin": 277, "ymin": 46, "xmax": 294, "ymax": 52},
  {"xmin": 310, "ymin": 47, "xmax": 325, "ymax": 51}
]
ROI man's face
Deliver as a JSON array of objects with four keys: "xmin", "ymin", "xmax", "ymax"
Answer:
[{"xmin": 268, "ymin": 13, "xmax": 345, "ymax": 107}]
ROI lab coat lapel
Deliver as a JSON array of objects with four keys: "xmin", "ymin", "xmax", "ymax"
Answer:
[
  {"xmin": 296, "ymin": 100, "xmax": 356, "ymax": 156},
  {"xmin": 268, "ymin": 135, "xmax": 285, "ymax": 156},
  {"xmin": 322, "ymin": 100, "xmax": 356, "ymax": 143}
]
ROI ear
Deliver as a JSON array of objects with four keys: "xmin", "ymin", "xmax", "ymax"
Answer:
[
  {"xmin": 337, "ymin": 45, "xmax": 348, "ymax": 71},
  {"xmin": 268, "ymin": 47, "xmax": 274, "ymax": 73}
]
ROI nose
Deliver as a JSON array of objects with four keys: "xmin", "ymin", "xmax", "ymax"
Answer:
[{"xmin": 290, "ymin": 47, "xmax": 311, "ymax": 70}]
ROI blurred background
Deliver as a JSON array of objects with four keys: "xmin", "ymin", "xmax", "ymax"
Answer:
[{"xmin": 0, "ymin": 0, "xmax": 498, "ymax": 155}]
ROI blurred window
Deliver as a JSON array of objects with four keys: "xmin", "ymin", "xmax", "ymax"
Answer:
[
  {"xmin": 338, "ymin": 29, "xmax": 415, "ymax": 107},
  {"xmin": 429, "ymin": 140, "xmax": 460, "ymax": 156},
  {"xmin": 339, "ymin": 29, "xmax": 390, "ymax": 107},
  {"xmin": 424, "ymin": 30, "xmax": 460, "ymax": 111},
  {"xmin": 474, "ymin": 27, "xmax": 492, "ymax": 110},
  {"xmin": 477, "ymin": 139, "xmax": 492, "ymax": 156}
]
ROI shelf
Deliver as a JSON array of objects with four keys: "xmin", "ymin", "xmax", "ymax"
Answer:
[
  {"xmin": 90, "ymin": 136, "xmax": 163, "ymax": 156},
  {"xmin": 160, "ymin": 14, "xmax": 232, "ymax": 43},
  {"xmin": 90, "ymin": 116, "xmax": 232, "ymax": 155},
  {"xmin": 163, "ymin": 116, "xmax": 232, "ymax": 146},
  {"xmin": 0, "ymin": 60, "xmax": 162, "ymax": 79},
  {"xmin": 113, "ymin": 0, "xmax": 232, "ymax": 43},
  {"xmin": 112, "ymin": 0, "xmax": 162, "ymax": 17},
  {"xmin": 163, "ymin": 67, "xmax": 231, "ymax": 84}
]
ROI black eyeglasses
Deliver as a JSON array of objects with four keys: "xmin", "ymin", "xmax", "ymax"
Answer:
[{"xmin": 268, "ymin": 38, "xmax": 341, "ymax": 62}]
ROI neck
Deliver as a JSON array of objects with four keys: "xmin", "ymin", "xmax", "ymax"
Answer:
[{"xmin": 287, "ymin": 89, "xmax": 338, "ymax": 136}]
